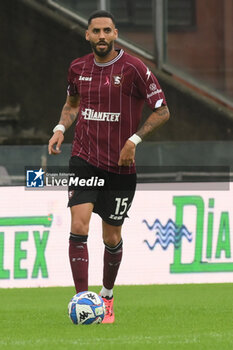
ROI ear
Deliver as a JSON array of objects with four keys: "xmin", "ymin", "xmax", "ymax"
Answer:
[
  {"xmin": 85, "ymin": 30, "xmax": 90, "ymax": 41},
  {"xmin": 114, "ymin": 28, "xmax": 118, "ymax": 40}
]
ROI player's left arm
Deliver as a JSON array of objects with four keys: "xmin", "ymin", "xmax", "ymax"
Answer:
[
  {"xmin": 136, "ymin": 105, "xmax": 170, "ymax": 139},
  {"xmin": 118, "ymin": 105, "xmax": 170, "ymax": 166}
]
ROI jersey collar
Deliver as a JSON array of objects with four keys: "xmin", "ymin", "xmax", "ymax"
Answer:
[{"xmin": 94, "ymin": 49, "xmax": 124, "ymax": 67}]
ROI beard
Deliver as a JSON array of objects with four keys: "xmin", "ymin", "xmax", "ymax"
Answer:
[{"xmin": 90, "ymin": 40, "xmax": 114, "ymax": 58}]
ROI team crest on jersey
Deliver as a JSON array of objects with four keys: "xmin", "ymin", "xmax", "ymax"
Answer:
[
  {"xmin": 149, "ymin": 83, "xmax": 157, "ymax": 91},
  {"xmin": 112, "ymin": 75, "xmax": 124, "ymax": 87},
  {"xmin": 68, "ymin": 190, "xmax": 74, "ymax": 199}
]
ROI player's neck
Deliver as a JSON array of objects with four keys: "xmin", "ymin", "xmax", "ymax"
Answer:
[{"xmin": 94, "ymin": 49, "xmax": 119, "ymax": 64}]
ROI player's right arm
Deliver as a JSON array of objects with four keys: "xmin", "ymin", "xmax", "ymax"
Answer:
[{"xmin": 48, "ymin": 94, "xmax": 80, "ymax": 155}]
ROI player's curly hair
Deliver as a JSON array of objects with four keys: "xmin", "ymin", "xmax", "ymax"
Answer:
[{"xmin": 88, "ymin": 10, "xmax": 116, "ymax": 27}]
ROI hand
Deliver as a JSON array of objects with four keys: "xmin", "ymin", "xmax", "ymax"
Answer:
[
  {"xmin": 118, "ymin": 140, "xmax": 136, "ymax": 166},
  {"xmin": 48, "ymin": 131, "xmax": 64, "ymax": 155}
]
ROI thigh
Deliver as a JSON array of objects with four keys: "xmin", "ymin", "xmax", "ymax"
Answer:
[
  {"xmin": 94, "ymin": 172, "xmax": 137, "ymax": 226},
  {"xmin": 102, "ymin": 220, "xmax": 122, "ymax": 246},
  {"xmin": 68, "ymin": 156, "xmax": 101, "ymax": 207},
  {"xmin": 70, "ymin": 202, "xmax": 94, "ymax": 235}
]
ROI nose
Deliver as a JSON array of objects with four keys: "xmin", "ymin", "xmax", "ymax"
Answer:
[{"xmin": 99, "ymin": 29, "xmax": 106, "ymax": 39}]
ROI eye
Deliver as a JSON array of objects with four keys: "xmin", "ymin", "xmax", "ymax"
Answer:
[
  {"xmin": 93, "ymin": 28, "xmax": 99, "ymax": 34},
  {"xmin": 104, "ymin": 28, "xmax": 111, "ymax": 33}
]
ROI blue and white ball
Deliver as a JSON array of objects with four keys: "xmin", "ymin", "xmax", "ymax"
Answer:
[{"xmin": 68, "ymin": 291, "xmax": 106, "ymax": 325}]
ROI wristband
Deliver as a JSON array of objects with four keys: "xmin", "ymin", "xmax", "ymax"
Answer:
[
  {"xmin": 128, "ymin": 134, "xmax": 142, "ymax": 146},
  {"xmin": 53, "ymin": 124, "xmax": 65, "ymax": 134}
]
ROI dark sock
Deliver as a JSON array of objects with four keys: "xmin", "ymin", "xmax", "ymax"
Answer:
[
  {"xmin": 103, "ymin": 239, "xmax": 123, "ymax": 290},
  {"xmin": 69, "ymin": 233, "xmax": 88, "ymax": 293}
]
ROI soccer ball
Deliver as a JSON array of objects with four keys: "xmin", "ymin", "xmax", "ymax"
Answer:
[{"xmin": 68, "ymin": 291, "xmax": 106, "ymax": 325}]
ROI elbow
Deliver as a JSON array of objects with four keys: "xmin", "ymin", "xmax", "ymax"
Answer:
[
  {"xmin": 160, "ymin": 107, "xmax": 170, "ymax": 124},
  {"xmin": 165, "ymin": 107, "xmax": 170, "ymax": 122},
  {"xmin": 166, "ymin": 111, "xmax": 170, "ymax": 122}
]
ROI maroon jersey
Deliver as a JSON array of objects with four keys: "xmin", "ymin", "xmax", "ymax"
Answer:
[{"xmin": 67, "ymin": 49, "xmax": 166, "ymax": 174}]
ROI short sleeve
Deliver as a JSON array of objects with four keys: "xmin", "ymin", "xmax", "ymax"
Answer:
[
  {"xmin": 67, "ymin": 65, "xmax": 78, "ymax": 96},
  {"xmin": 135, "ymin": 61, "xmax": 167, "ymax": 110}
]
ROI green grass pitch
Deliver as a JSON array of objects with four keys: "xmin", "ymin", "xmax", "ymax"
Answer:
[{"xmin": 0, "ymin": 284, "xmax": 233, "ymax": 350}]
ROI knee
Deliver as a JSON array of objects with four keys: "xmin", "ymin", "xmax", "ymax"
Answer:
[
  {"xmin": 103, "ymin": 232, "xmax": 122, "ymax": 247},
  {"xmin": 71, "ymin": 219, "xmax": 89, "ymax": 236},
  {"xmin": 102, "ymin": 222, "xmax": 122, "ymax": 247}
]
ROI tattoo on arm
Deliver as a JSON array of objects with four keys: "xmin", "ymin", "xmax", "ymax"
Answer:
[
  {"xmin": 58, "ymin": 95, "xmax": 80, "ymax": 130},
  {"xmin": 136, "ymin": 105, "xmax": 170, "ymax": 139},
  {"xmin": 156, "ymin": 106, "xmax": 170, "ymax": 117},
  {"xmin": 60, "ymin": 106, "xmax": 77, "ymax": 122}
]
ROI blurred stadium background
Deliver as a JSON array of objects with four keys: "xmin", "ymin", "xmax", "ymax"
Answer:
[
  {"xmin": 0, "ymin": 0, "xmax": 233, "ymax": 184},
  {"xmin": 1, "ymin": 2, "xmax": 233, "ymax": 348},
  {"xmin": 0, "ymin": 0, "xmax": 233, "ymax": 286}
]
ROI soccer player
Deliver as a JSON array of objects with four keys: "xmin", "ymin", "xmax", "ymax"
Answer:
[{"xmin": 48, "ymin": 10, "xmax": 170, "ymax": 323}]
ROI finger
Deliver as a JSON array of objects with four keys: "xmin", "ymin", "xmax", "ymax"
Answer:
[
  {"xmin": 56, "ymin": 136, "xmax": 64, "ymax": 152},
  {"xmin": 48, "ymin": 144, "xmax": 61, "ymax": 155},
  {"xmin": 53, "ymin": 149, "xmax": 61, "ymax": 154},
  {"xmin": 53, "ymin": 145, "xmax": 61, "ymax": 154},
  {"xmin": 118, "ymin": 157, "xmax": 124, "ymax": 166},
  {"xmin": 118, "ymin": 159, "xmax": 134, "ymax": 166},
  {"xmin": 48, "ymin": 141, "xmax": 55, "ymax": 155},
  {"xmin": 48, "ymin": 142, "xmax": 54, "ymax": 155}
]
